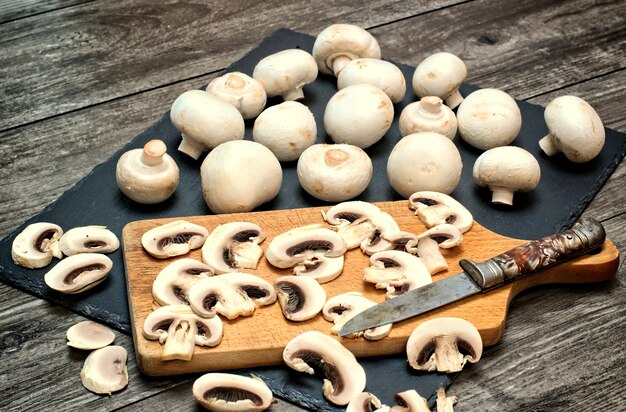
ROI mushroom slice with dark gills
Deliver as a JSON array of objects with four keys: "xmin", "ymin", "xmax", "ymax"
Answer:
[
  {"xmin": 389, "ymin": 389, "xmax": 431, "ymax": 412},
  {"xmin": 58, "ymin": 225, "xmax": 119, "ymax": 256},
  {"xmin": 80, "ymin": 345, "xmax": 128, "ymax": 395},
  {"xmin": 275, "ymin": 275, "xmax": 326, "ymax": 321},
  {"xmin": 408, "ymin": 191, "xmax": 473, "ymax": 234},
  {"xmin": 152, "ymin": 258, "xmax": 215, "ymax": 306},
  {"xmin": 141, "ymin": 220, "xmax": 209, "ymax": 259},
  {"xmin": 11, "ymin": 222, "xmax": 63, "ymax": 268},
  {"xmin": 363, "ymin": 250, "xmax": 431, "ymax": 299},
  {"xmin": 405, "ymin": 224, "xmax": 463, "ymax": 275},
  {"xmin": 323, "ymin": 292, "xmax": 391, "ymax": 340},
  {"xmin": 347, "ymin": 392, "xmax": 391, "ymax": 412},
  {"xmin": 406, "ymin": 317, "xmax": 482, "ymax": 373},
  {"xmin": 202, "ymin": 222, "xmax": 266, "ymax": 274},
  {"xmin": 44, "ymin": 253, "xmax": 112, "ymax": 294},
  {"xmin": 266, "ymin": 224, "xmax": 347, "ymax": 283},
  {"xmin": 142, "ymin": 304, "xmax": 223, "ymax": 361},
  {"xmin": 192, "ymin": 373, "xmax": 274, "ymax": 412},
  {"xmin": 283, "ymin": 330, "xmax": 366, "ymax": 406}
]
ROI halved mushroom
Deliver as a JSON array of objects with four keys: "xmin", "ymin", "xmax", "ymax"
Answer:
[
  {"xmin": 58, "ymin": 226, "xmax": 119, "ymax": 256},
  {"xmin": 347, "ymin": 392, "xmax": 391, "ymax": 412},
  {"xmin": 66, "ymin": 320, "xmax": 115, "ymax": 350},
  {"xmin": 322, "ymin": 292, "xmax": 392, "ymax": 340},
  {"xmin": 390, "ymin": 389, "xmax": 431, "ymax": 412},
  {"xmin": 282, "ymin": 330, "xmax": 366, "ymax": 406},
  {"xmin": 152, "ymin": 258, "xmax": 214, "ymax": 306},
  {"xmin": 406, "ymin": 317, "xmax": 483, "ymax": 373},
  {"xmin": 201, "ymin": 222, "xmax": 265, "ymax": 274},
  {"xmin": 405, "ymin": 224, "xmax": 463, "ymax": 275},
  {"xmin": 44, "ymin": 253, "xmax": 112, "ymax": 294},
  {"xmin": 363, "ymin": 250, "xmax": 432, "ymax": 299},
  {"xmin": 408, "ymin": 191, "xmax": 473, "ymax": 234},
  {"xmin": 192, "ymin": 373, "xmax": 274, "ymax": 411},
  {"xmin": 275, "ymin": 275, "xmax": 327, "ymax": 321},
  {"xmin": 142, "ymin": 304, "xmax": 223, "ymax": 361},
  {"xmin": 436, "ymin": 388, "xmax": 459, "ymax": 412},
  {"xmin": 141, "ymin": 220, "xmax": 209, "ymax": 259},
  {"xmin": 11, "ymin": 222, "xmax": 63, "ymax": 268},
  {"xmin": 80, "ymin": 345, "xmax": 128, "ymax": 395}
]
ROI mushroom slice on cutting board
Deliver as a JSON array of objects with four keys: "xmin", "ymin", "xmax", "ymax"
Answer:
[
  {"xmin": 141, "ymin": 220, "xmax": 209, "ymax": 259},
  {"xmin": 408, "ymin": 191, "xmax": 473, "ymax": 234},
  {"xmin": 44, "ymin": 253, "xmax": 112, "ymax": 294},
  {"xmin": 152, "ymin": 258, "xmax": 214, "ymax": 306},
  {"xmin": 143, "ymin": 304, "xmax": 223, "ymax": 361},
  {"xmin": 80, "ymin": 345, "xmax": 128, "ymax": 395},
  {"xmin": 390, "ymin": 389, "xmax": 431, "ymax": 412},
  {"xmin": 323, "ymin": 292, "xmax": 392, "ymax": 340},
  {"xmin": 275, "ymin": 275, "xmax": 326, "ymax": 321},
  {"xmin": 405, "ymin": 224, "xmax": 463, "ymax": 275},
  {"xmin": 201, "ymin": 222, "xmax": 265, "ymax": 274},
  {"xmin": 283, "ymin": 330, "xmax": 366, "ymax": 406},
  {"xmin": 66, "ymin": 320, "xmax": 115, "ymax": 350},
  {"xmin": 11, "ymin": 222, "xmax": 63, "ymax": 268},
  {"xmin": 347, "ymin": 392, "xmax": 391, "ymax": 412},
  {"xmin": 363, "ymin": 250, "xmax": 432, "ymax": 299},
  {"xmin": 58, "ymin": 225, "xmax": 119, "ymax": 256},
  {"xmin": 192, "ymin": 373, "xmax": 274, "ymax": 411}
]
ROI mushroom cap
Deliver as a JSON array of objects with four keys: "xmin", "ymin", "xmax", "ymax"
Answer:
[
  {"xmin": 252, "ymin": 101, "xmax": 317, "ymax": 161},
  {"xmin": 275, "ymin": 275, "xmax": 327, "ymax": 321},
  {"xmin": 192, "ymin": 373, "xmax": 274, "ymax": 412},
  {"xmin": 200, "ymin": 140, "xmax": 283, "ymax": 214},
  {"xmin": 141, "ymin": 220, "xmax": 209, "ymax": 259},
  {"xmin": 170, "ymin": 89, "xmax": 245, "ymax": 159},
  {"xmin": 265, "ymin": 225, "xmax": 347, "ymax": 268},
  {"xmin": 297, "ymin": 144, "xmax": 373, "ymax": 202},
  {"xmin": 347, "ymin": 392, "xmax": 391, "ymax": 412},
  {"xmin": 411, "ymin": 52, "xmax": 467, "ymax": 108},
  {"xmin": 152, "ymin": 258, "xmax": 214, "ymax": 306},
  {"xmin": 252, "ymin": 49, "xmax": 318, "ymax": 101},
  {"xmin": 324, "ymin": 84, "xmax": 394, "ymax": 149},
  {"xmin": 408, "ymin": 191, "xmax": 474, "ymax": 233},
  {"xmin": 540, "ymin": 95, "xmax": 605, "ymax": 162},
  {"xmin": 399, "ymin": 96, "xmax": 458, "ymax": 140},
  {"xmin": 80, "ymin": 345, "xmax": 128, "ymax": 395},
  {"xmin": 66, "ymin": 320, "xmax": 115, "ymax": 350},
  {"xmin": 457, "ymin": 88, "xmax": 522, "ymax": 150},
  {"xmin": 206, "ymin": 71, "xmax": 267, "ymax": 119},
  {"xmin": 322, "ymin": 292, "xmax": 392, "ymax": 340},
  {"xmin": 313, "ymin": 24, "xmax": 381, "ymax": 76},
  {"xmin": 387, "ymin": 132, "xmax": 463, "ymax": 197},
  {"xmin": 201, "ymin": 222, "xmax": 266, "ymax": 274},
  {"xmin": 363, "ymin": 250, "xmax": 432, "ymax": 299},
  {"xmin": 58, "ymin": 225, "xmax": 120, "ymax": 256},
  {"xmin": 11, "ymin": 222, "xmax": 63, "ymax": 268},
  {"xmin": 337, "ymin": 58, "xmax": 407, "ymax": 103},
  {"xmin": 44, "ymin": 253, "xmax": 112, "ymax": 294},
  {"xmin": 473, "ymin": 146, "xmax": 541, "ymax": 205},
  {"xmin": 282, "ymin": 330, "xmax": 367, "ymax": 405}
]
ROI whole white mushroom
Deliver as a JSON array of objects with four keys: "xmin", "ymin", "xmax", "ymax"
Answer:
[
  {"xmin": 206, "ymin": 72, "xmax": 266, "ymax": 119},
  {"xmin": 252, "ymin": 49, "xmax": 318, "ymax": 101},
  {"xmin": 337, "ymin": 58, "xmax": 406, "ymax": 103},
  {"xmin": 412, "ymin": 52, "xmax": 467, "ymax": 109},
  {"xmin": 399, "ymin": 96, "xmax": 458, "ymax": 140}
]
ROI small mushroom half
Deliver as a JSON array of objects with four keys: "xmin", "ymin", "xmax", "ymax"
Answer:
[
  {"xmin": 66, "ymin": 320, "xmax": 115, "ymax": 350},
  {"xmin": 405, "ymin": 224, "xmax": 464, "ymax": 275},
  {"xmin": 192, "ymin": 373, "xmax": 274, "ymax": 412},
  {"xmin": 152, "ymin": 258, "xmax": 215, "ymax": 306},
  {"xmin": 283, "ymin": 330, "xmax": 366, "ymax": 406},
  {"xmin": 44, "ymin": 253, "xmax": 112, "ymax": 294},
  {"xmin": 408, "ymin": 191, "xmax": 473, "ymax": 234},
  {"xmin": 11, "ymin": 222, "xmax": 63, "ymax": 268},
  {"xmin": 363, "ymin": 250, "xmax": 432, "ymax": 299},
  {"xmin": 406, "ymin": 317, "xmax": 483, "ymax": 373},
  {"xmin": 142, "ymin": 304, "xmax": 223, "ymax": 361},
  {"xmin": 58, "ymin": 225, "xmax": 119, "ymax": 256},
  {"xmin": 275, "ymin": 275, "xmax": 327, "ymax": 321},
  {"xmin": 322, "ymin": 292, "xmax": 392, "ymax": 340},
  {"xmin": 202, "ymin": 222, "xmax": 266, "ymax": 274},
  {"xmin": 141, "ymin": 220, "xmax": 209, "ymax": 259},
  {"xmin": 80, "ymin": 345, "xmax": 128, "ymax": 395},
  {"xmin": 347, "ymin": 392, "xmax": 391, "ymax": 412}
]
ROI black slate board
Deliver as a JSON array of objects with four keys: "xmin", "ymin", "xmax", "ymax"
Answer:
[{"xmin": 1, "ymin": 29, "xmax": 624, "ymax": 410}]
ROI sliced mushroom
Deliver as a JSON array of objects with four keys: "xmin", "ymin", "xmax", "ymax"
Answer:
[
  {"xmin": 282, "ymin": 330, "xmax": 366, "ymax": 406},
  {"xmin": 80, "ymin": 345, "xmax": 128, "ymax": 395},
  {"xmin": 408, "ymin": 191, "xmax": 473, "ymax": 234},
  {"xmin": 44, "ymin": 253, "xmax": 112, "ymax": 294},
  {"xmin": 347, "ymin": 392, "xmax": 391, "ymax": 412},
  {"xmin": 192, "ymin": 373, "xmax": 274, "ymax": 411},
  {"xmin": 58, "ymin": 225, "xmax": 119, "ymax": 256},
  {"xmin": 275, "ymin": 275, "xmax": 327, "ymax": 322},
  {"xmin": 390, "ymin": 389, "xmax": 431, "ymax": 412},
  {"xmin": 363, "ymin": 250, "xmax": 432, "ymax": 299},
  {"xmin": 322, "ymin": 292, "xmax": 392, "ymax": 340},
  {"xmin": 142, "ymin": 304, "xmax": 223, "ymax": 361},
  {"xmin": 141, "ymin": 220, "xmax": 209, "ymax": 259},
  {"xmin": 405, "ymin": 224, "xmax": 463, "ymax": 275},
  {"xmin": 436, "ymin": 388, "xmax": 459, "ymax": 412},
  {"xmin": 406, "ymin": 317, "xmax": 483, "ymax": 373},
  {"xmin": 66, "ymin": 320, "xmax": 115, "ymax": 350},
  {"xmin": 11, "ymin": 222, "xmax": 63, "ymax": 268},
  {"xmin": 201, "ymin": 222, "xmax": 265, "ymax": 274},
  {"xmin": 152, "ymin": 258, "xmax": 214, "ymax": 306}
]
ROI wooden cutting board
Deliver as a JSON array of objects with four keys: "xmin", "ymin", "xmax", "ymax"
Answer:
[{"xmin": 122, "ymin": 200, "xmax": 619, "ymax": 376}]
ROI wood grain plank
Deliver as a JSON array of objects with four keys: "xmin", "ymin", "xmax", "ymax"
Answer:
[{"xmin": 0, "ymin": 0, "xmax": 94, "ymax": 24}]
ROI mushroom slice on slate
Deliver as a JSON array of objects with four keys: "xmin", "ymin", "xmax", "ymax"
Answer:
[
  {"xmin": 408, "ymin": 192, "xmax": 473, "ymax": 234},
  {"xmin": 436, "ymin": 388, "xmax": 459, "ymax": 412},
  {"xmin": 192, "ymin": 372, "xmax": 274, "ymax": 411},
  {"xmin": 406, "ymin": 317, "xmax": 483, "ymax": 373},
  {"xmin": 44, "ymin": 253, "xmax": 112, "ymax": 294},
  {"xmin": 152, "ymin": 258, "xmax": 215, "ymax": 306},
  {"xmin": 322, "ymin": 292, "xmax": 391, "ymax": 340},
  {"xmin": 347, "ymin": 392, "xmax": 391, "ymax": 412},
  {"xmin": 406, "ymin": 224, "xmax": 463, "ymax": 275},
  {"xmin": 66, "ymin": 320, "xmax": 115, "ymax": 350},
  {"xmin": 80, "ymin": 345, "xmax": 128, "ymax": 395},
  {"xmin": 143, "ymin": 304, "xmax": 223, "ymax": 361},
  {"xmin": 141, "ymin": 220, "xmax": 209, "ymax": 259},
  {"xmin": 202, "ymin": 222, "xmax": 266, "ymax": 274},
  {"xmin": 390, "ymin": 389, "xmax": 431, "ymax": 412},
  {"xmin": 283, "ymin": 330, "xmax": 366, "ymax": 406},
  {"xmin": 363, "ymin": 250, "xmax": 432, "ymax": 299},
  {"xmin": 11, "ymin": 222, "xmax": 63, "ymax": 268},
  {"xmin": 275, "ymin": 275, "xmax": 326, "ymax": 321},
  {"xmin": 58, "ymin": 225, "xmax": 119, "ymax": 256}
]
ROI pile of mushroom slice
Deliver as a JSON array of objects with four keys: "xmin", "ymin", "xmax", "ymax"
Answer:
[{"xmin": 346, "ymin": 388, "xmax": 458, "ymax": 412}]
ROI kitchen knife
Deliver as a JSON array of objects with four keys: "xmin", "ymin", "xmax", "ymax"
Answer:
[{"xmin": 339, "ymin": 217, "xmax": 606, "ymax": 337}]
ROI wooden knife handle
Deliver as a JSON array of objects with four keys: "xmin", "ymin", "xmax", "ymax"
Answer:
[{"xmin": 459, "ymin": 217, "xmax": 606, "ymax": 289}]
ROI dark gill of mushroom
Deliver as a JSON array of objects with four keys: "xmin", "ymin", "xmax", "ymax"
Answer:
[
  {"xmin": 286, "ymin": 240, "xmax": 333, "ymax": 256},
  {"xmin": 291, "ymin": 350, "xmax": 344, "ymax": 395},
  {"xmin": 157, "ymin": 233, "xmax": 200, "ymax": 250},
  {"xmin": 277, "ymin": 282, "xmax": 305, "ymax": 313},
  {"xmin": 204, "ymin": 386, "xmax": 263, "ymax": 406},
  {"xmin": 64, "ymin": 264, "xmax": 105, "ymax": 285}
]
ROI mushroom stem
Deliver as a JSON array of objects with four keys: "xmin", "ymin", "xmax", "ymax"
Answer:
[
  {"xmin": 162, "ymin": 319, "xmax": 196, "ymax": 361},
  {"xmin": 420, "ymin": 96, "xmax": 444, "ymax": 115},
  {"xmin": 489, "ymin": 185, "xmax": 515, "ymax": 206},
  {"xmin": 434, "ymin": 335, "xmax": 466, "ymax": 372},
  {"xmin": 178, "ymin": 134, "xmax": 205, "ymax": 160},
  {"xmin": 282, "ymin": 87, "xmax": 305, "ymax": 101},
  {"xmin": 538, "ymin": 134, "xmax": 559, "ymax": 156},
  {"xmin": 141, "ymin": 139, "xmax": 167, "ymax": 166},
  {"xmin": 415, "ymin": 237, "xmax": 447, "ymax": 274},
  {"xmin": 444, "ymin": 89, "xmax": 464, "ymax": 110},
  {"xmin": 332, "ymin": 55, "xmax": 351, "ymax": 76}
]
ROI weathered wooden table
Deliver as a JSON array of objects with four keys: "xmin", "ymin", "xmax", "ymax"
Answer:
[{"xmin": 1, "ymin": 1, "xmax": 624, "ymax": 410}]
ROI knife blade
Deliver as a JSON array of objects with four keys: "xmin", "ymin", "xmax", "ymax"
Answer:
[{"xmin": 339, "ymin": 217, "xmax": 606, "ymax": 337}]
